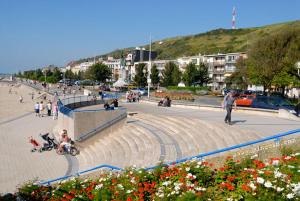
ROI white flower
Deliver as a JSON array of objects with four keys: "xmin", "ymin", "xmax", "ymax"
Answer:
[
  {"xmin": 272, "ymin": 160, "xmax": 279, "ymax": 166},
  {"xmin": 257, "ymin": 177, "xmax": 265, "ymax": 184},
  {"xmin": 117, "ymin": 184, "xmax": 124, "ymax": 190},
  {"xmin": 264, "ymin": 181, "xmax": 272, "ymax": 188},
  {"xmin": 258, "ymin": 170, "xmax": 264, "ymax": 174},
  {"xmin": 227, "ymin": 198, "xmax": 233, "ymax": 201},
  {"xmin": 276, "ymin": 187, "xmax": 284, "ymax": 192},
  {"xmin": 288, "ymin": 165, "xmax": 295, "ymax": 169},
  {"xmin": 286, "ymin": 193, "xmax": 294, "ymax": 199},
  {"xmin": 158, "ymin": 193, "xmax": 164, "ymax": 198},
  {"xmin": 126, "ymin": 190, "xmax": 132, "ymax": 194},
  {"xmin": 162, "ymin": 181, "xmax": 170, "ymax": 186},
  {"xmin": 274, "ymin": 170, "xmax": 283, "ymax": 178},
  {"xmin": 249, "ymin": 182, "xmax": 257, "ymax": 190},
  {"xmin": 95, "ymin": 184, "xmax": 103, "ymax": 190},
  {"xmin": 185, "ymin": 167, "xmax": 190, "ymax": 171},
  {"xmin": 284, "ymin": 156, "xmax": 291, "ymax": 160}
]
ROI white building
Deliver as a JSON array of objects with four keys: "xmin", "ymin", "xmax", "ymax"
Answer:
[{"xmin": 103, "ymin": 57, "xmax": 121, "ymax": 81}]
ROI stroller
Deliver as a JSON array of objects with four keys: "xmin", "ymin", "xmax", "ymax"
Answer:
[{"xmin": 39, "ymin": 133, "xmax": 58, "ymax": 152}]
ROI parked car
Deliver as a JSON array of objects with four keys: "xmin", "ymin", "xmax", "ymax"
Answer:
[
  {"xmin": 80, "ymin": 80, "xmax": 94, "ymax": 86},
  {"xmin": 131, "ymin": 88, "xmax": 147, "ymax": 96},
  {"xmin": 235, "ymin": 94, "xmax": 256, "ymax": 107},
  {"xmin": 251, "ymin": 96, "xmax": 296, "ymax": 113}
]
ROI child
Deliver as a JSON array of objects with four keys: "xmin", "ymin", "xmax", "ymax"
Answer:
[{"xmin": 29, "ymin": 136, "xmax": 40, "ymax": 152}]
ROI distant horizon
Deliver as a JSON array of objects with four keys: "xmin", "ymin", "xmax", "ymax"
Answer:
[{"xmin": 0, "ymin": 0, "xmax": 299, "ymax": 73}]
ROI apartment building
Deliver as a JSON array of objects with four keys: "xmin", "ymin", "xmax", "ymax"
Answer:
[
  {"xmin": 203, "ymin": 52, "xmax": 247, "ymax": 90},
  {"xmin": 103, "ymin": 57, "xmax": 121, "ymax": 81}
]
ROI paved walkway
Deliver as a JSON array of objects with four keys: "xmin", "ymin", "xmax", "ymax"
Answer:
[{"xmin": 0, "ymin": 111, "xmax": 68, "ymax": 194}]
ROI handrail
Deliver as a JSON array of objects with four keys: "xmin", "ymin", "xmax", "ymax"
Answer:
[
  {"xmin": 40, "ymin": 128, "xmax": 300, "ymax": 185},
  {"xmin": 39, "ymin": 165, "xmax": 122, "ymax": 185}
]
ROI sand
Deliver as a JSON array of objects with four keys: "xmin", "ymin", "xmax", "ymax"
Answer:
[{"xmin": 0, "ymin": 82, "xmax": 49, "ymax": 123}]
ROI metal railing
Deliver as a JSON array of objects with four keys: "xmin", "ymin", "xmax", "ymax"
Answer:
[
  {"xmin": 58, "ymin": 93, "xmax": 120, "ymax": 117},
  {"xmin": 39, "ymin": 128, "xmax": 300, "ymax": 185}
]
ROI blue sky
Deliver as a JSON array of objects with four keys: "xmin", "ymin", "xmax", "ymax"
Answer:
[{"xmin": 0, "ymin": 0, "xmax": 299, "ymax": 73}]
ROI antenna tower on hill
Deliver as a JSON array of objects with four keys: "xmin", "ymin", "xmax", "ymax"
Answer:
[{"xmin": 232, "ymin": 6, "xmax": 236, "ymax": 29}]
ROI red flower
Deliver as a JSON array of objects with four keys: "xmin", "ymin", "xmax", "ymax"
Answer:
[
  {"xmin": 112, "ymin": 179, "xmax": 117, "ymax": 184},
  {"xmin": 127, "ymin": 197, "xmax": 133, "ymax": 201},
  {"xmin": 227, "ymin": 175, "xmax": 237, "ymax": 182},
  {"xmin": 151, "ymin": 181, "xmax": 156, "ymax": 188},
  {"xmin": 241, "ymin": 184, "xmax": 251, "ymax": 192},
  {"xmin": 138, "ymin": 187, "xmax": 144, "ymax": 193},
  {"xmin": 227, "ymin": 183, "xmax": 235, "ymax": 191},
  {"xmin": 88, "ymin": 194, "xmax": 94, "ymax": 200}
]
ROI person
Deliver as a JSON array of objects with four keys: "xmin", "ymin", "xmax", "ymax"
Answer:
[
  {"xmin": 223, "ymin": 92, "xmax": 237, "ymax": 125},
  {"xmin": 19, "ymin": 96, "xmax": 23, "ymax": 103},
  {"xmin": 53, "ymin": 103, "xmax": 58, "ymax": 120},
  {"xmin": 29, "ymin": 136, "xmax": 40, "ymax": 152},
  {"xmin": 295, "ymin": 101, "xmax": 300, "ymax": 117},
  {"xmin": 58, "ymin": 130, "xmax": 71, "ymax": 152},
  {"xmin": 39, "ymin": 101, "xmax": 44, "ymax": 117},
  {"xmin": 31, "ymin": 92, "xmax": 34, "ymax": 100},
  {"xmin": 99, "ymin": 90, "xmax": 103, "ymax": 100},
  {"xmin": 104, "ymin": 102, "xmax": 110, "ymax": 110},
  {"xmin": 34, "ymin": 102, "xmax": 40, "ymax": 116},
  {"xmin": 47, "ymin": 101, "xmax": 52, "ymax": 116},
  {"xmin": 112, "ymin": 99, "xmax": 118, "ymax": 108}
]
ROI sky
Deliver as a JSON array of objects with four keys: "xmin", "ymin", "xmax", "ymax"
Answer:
[{"xmin": 0, "ymin": 0, "xmax": 299, "ymax": 73}]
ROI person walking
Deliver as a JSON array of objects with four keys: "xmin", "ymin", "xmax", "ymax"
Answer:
[
  {"xmin": 47, "ymin": 101, "xmax": 52, "ymax": 116},
  {"xmin": 39, "ymin": 101, "xmax": 44, "ymax": 117},
  {"xmin": 222, "ymin": 92, "xmax": 237, "ymax": 125},
  {"xmin": 53, "ymin": 103, "xmax": 58, "ymax": 120},
  {"xmin": 34, "ymin": 102, "xmax": 39, "ymax": 117}
]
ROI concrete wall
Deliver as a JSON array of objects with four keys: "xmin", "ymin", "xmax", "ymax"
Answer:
[
  {"xmin": 57, "ymin": 108, "xmax": 127, "ymax": 141},
  {"xmin": 73, "ymin": 108, "xmax": 126, "ymax": 140}
]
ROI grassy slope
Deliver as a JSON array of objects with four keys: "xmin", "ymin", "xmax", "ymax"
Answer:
[{"xmin": 75, "ymin": 20, "xmax": 300, "ymax": 63}]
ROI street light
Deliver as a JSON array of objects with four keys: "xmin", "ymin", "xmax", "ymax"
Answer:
[{"xmin": 147, "ymin": 34, "xmax": 152, "ymax": 99}]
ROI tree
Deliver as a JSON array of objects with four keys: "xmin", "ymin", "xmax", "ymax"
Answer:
[
  {"xmin": 85, "ymin": 63, "xmax": 112, "ymax": 83},
  {"xmin": 225, "ymin": 58, "xmax": 248, "ymax": 89},
  {"xmin": 247, "ymin": 28, "xmax": 300, "ymax": 93},
  {"xmin": 183, "ymin": 63, "xmax": 197, "ymax": 86},
  {"xmin": 150, "ymin": 64, "xmax": 160, "ymax": 86},
  {"xmin": 161, "ymin": 62, "xmax": 181, "ymax": 86},
  {"xmin": 52, "ymin": 67, "xmax": 62, "ymax": 83},
  {"xmin": 65, "ymin": 69, "xmax": 75, "ymax": 79},
  {"xmin": 196, "ymin": 63, "xmax": 211, "ymax": 86},
  {"xmin": 134, "ymin": 63, "xmax": 147, "ymax": 87}
]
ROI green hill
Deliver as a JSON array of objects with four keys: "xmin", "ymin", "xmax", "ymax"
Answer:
[{"xmin": 76, "ymin": 20, "xmax": 300, "ymax": 63}]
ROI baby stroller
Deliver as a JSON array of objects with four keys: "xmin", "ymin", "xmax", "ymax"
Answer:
[{"xmin": 39, "ymin": 133, "xmax": 58, "ymax": 152}]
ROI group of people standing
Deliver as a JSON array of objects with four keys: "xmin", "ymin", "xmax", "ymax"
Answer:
[
  {"xmin": 34, "ymin": 101, "xmax": 58, "ymax": 119},
  {"xmin": 125, "ymin": 91, "xmax": 140, "ymax": 102}
]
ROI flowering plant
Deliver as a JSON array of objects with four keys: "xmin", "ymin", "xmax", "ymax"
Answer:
[{"xmin": 5, "ymin": 152, "xmax": 300, "ymax": 201}]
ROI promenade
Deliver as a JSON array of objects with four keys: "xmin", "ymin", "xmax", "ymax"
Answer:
[{"xmin": 0, "ymin": 83, "xmax": 299, "ymax": 193}]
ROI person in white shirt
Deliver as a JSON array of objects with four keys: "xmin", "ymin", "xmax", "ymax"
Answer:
[{"xmin": 34, "ymin": 102, "xmax": 39, "ymax": 116}]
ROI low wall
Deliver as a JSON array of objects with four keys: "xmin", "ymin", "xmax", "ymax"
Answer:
[{"xmin": 73, "ymin": 108, "xmax": 127, "ymax": 141}]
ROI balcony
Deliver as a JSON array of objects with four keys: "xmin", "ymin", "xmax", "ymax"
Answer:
[
  {"xmin": 213, "ymin": 78, "xmax": 225, "ymax": 82},
  {"xmin": 213, "ymin": 69, "xmax": 225, "ymax": 74},
  {"xmin": 213, "ymin": 60, "xmax": 225, "ymax": 66}
]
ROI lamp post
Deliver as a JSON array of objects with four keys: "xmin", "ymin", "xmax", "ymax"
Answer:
[{"xmin": 147, "ymin": 34, "xmax": 152, "ymax": 99}]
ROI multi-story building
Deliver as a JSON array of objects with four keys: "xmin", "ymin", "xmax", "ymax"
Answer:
[
  {"xmin": 131, "ymin": 59, "xmax": 177, "ymax": 80},
  {"xmin": 103, "ymin": 57, "xmax": 121, "ymax": 81},
  {"xmin": 203, "ymin": 52, "xmax": 247, "ymax": 90},
  {"xmin": 177, "ymin": 55, "xmax": 204, "ymax": 72}
]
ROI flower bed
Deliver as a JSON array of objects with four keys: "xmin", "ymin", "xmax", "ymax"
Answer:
[
  {"xmin": 154, "ymin": 91, "xmax": 194, "ymax": 101},
  {"xmin": 5, "ymin": 153, "xmax": 300, "ymax": 201}
]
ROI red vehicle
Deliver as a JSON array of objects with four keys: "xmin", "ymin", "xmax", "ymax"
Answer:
[{"xmin": 235, "ymin": 94, "xmax": 256, "ymax": 107}]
